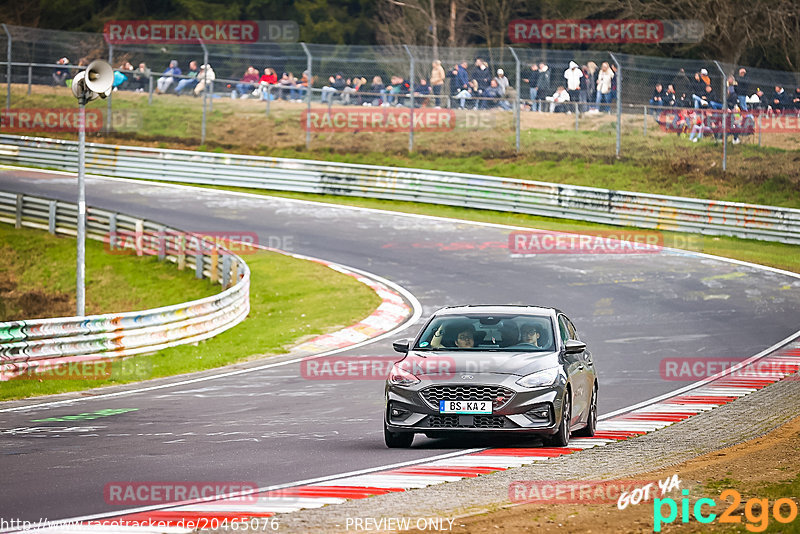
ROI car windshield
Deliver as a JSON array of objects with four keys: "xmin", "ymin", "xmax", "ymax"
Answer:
[{"xmin": 414, "ymin": 313, "xmax": 555, "ymax": 352}]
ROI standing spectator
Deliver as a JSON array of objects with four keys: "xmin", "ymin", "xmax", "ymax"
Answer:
[
  {"xmin": 430, "ymin": 60, "xmax": 445, "ymax": 108},
  {"xmin": 536, "ymin": 62, "xmax": 550, "ymax": 112},
  {"xmin": 578, "ymin": 65, "xmax": 591, "ymax": 112},
  {"xmin": 494, "ymin": 69, "xmax": 509, "ymax": 96},
  {"xmin": 232, "ymin": 66, "xmax": 259, "ymax": 99},
  {"xmin": 130, "ymin": 62, "xmax": 150, "ymax": 92},
  {"xmin": 596, "ymin": 62, "xmax": 614, "ymax": 113},
  {"xmin": 473, "ymin": 59, "xmax": 492, "ymax": 108},
  {"xmin": 522, "ymin": 63, "xmax": 539, "ymax": 111},
  {"xmin": 259, "ymin": 68, "xmax": 278, "ymax": 100},
  {"xmin": 586, "ymin": 61, "xmax": 598, "ymax": 108},
  {"xmin": 193, "ymin": 63, "xmax": 215, "ymax": 97},
  {"xmin": 726, "ymin": 75, "xmax": 738, "ymax": 109},
  {"xmin": 156, "ymin": 60, "xmax": 181, "ymax": 94},
  {"xmin": 456, "ymin": 61, "xmax": 470, "ymax": 94},
  {"xmin": 771, "ymin": 85, "xmax": 787, "ymax": 112},
  {"xmin": 734, "ymin": 67, "xmax": 750, "ymax": 110},
  {"xmin": 175, "ymin": 61, "xmax": 199, "ymax": 95},
  {"xmin": 564, "ymin": 61, "xmax": 582, "ymax": 104},
  {"xmin": 671, "ymin": 68, "xmax": 691, "ymax": 99},
  {"xmin": 53, "ymin": 57, "xmax": 70, "ymax": 86}
]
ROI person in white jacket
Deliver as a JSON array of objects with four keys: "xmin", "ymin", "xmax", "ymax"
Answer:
[
  {"xmin": 595, "ymin": 62, "xmax": 614, "ymax": 113},
  {"xmin": 564, "ymin": 61, "xmax": 582, "ymax": 103},
  {"xmin": 194, "ymin": 64, "xmax": 216, "ymax": 96}
]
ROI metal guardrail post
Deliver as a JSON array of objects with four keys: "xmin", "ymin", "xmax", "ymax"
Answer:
[
  {"xmin": 106, "ymin": 43, "xmax": 113, "ymax": 134},
  {"xmin": 300, "ymin": 42, "xmax": 312, "ymax": 150},
  {"xmin": 148, "ymin": 74, "xmax": 153, "ymax": 105},
  {"xmin": 195, "ymin": 252, "xmax": 203, "ymax": 279},
  {"xmin": 403, "ymin": 45, "xmax": 414, "ymax": 153},
  {"xmin": 48, "ymin": 200, "xmax": 56, "ymax": 234},
  {"xmin": 108, "ymin": 212, "xmax": 116, "ymax": 249},
  {"xmin": 714, "ymin": 60, "xmax": 727, "ymax": 171},
  {"xmin": 509, "ymin": 47, "xmax": 521, "ymax": 153},
  {"xmin": 2, "ymin": 24, "xmax": 10, "ymax": 111},
  {"xmin": 177, "ymin": 234, "xmax": 185, "ymax": 270},
  {"xmin": 135, "ymin": 219, "xmax": 144, "ymax": 256},
  {"xmin": 609, "ymin": 53, "xmax": 621, "ymax": 157},
  {"xmin": 210, "ymin": 248, "xmax": 218, "ymax": 283},
  {"xmin": 157, "ymin": 225, "xmax": 166, "ymax": 261},
  {"xmin": 222, "ymin": 255, "xmax": 231, "ymax": 288},
  {"xmin": 199, "ymin": 40, "xmax": 208, "ymax": 146},
  {"xmin": 15, "ymin": 193, "xmax": 21, "ymax": 228}
]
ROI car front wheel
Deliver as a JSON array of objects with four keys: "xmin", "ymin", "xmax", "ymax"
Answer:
[
  {"xmin": 384, "ymin": 422, "xmax": 414, "ymax": 448},
  {"xmin": 546, "ymin": 391, "xmax": 571, "ymax": 447}
]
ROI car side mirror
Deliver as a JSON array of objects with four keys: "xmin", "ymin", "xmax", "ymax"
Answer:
[
  {"xmin": 392, "ymin": 339, "xmax": 411, "ymax": 354},
  {"xmin": 564, "ymin": 339, "xmax": 586, "ymax": 354}
]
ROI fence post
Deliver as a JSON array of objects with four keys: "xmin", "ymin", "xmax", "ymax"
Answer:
[
  {"xmin": 265, "ymin": 84, "xmax": 271, "ymax": 116},
  {"xmin": 135, "ymin": 219, "xmax": 144, "ymax": 256},
  {"xmin": 2, "ymin": 24, "xmax": 11, "ymax": 111},
  {"xmin": 609, "ymin": 52, "xmax": 621, "ymax": 157},
  {"xmin": 643, "ymin": 104, "xmax": 647, "ymax": 136},
  {"xmin": 199, "ymin": 40, "xmax": 208, "ymax": 146},
  {"xmin": 48, "ymin": 200, "xmax": 57, "ymax": 234},
  {"xmin": 27, "ymin": 63, "xmax": 31, "ymax": 95},
  {"xmin": 509, "ymin": 47, "xmax": 521, "ymax": 153},
  {"xmin": 300, "ymin": 42, "xmax": 312, "ymax": 150},
  {"xmin": 714, "ymin": 60, "xmax": 727, "ymax": 171},
  {"xmin": 403, "ymin": 45, "xmax": 415, "ymax": 153},
  {"xmin": 106, "ymin": 43, "xmax": 113, "ymax": 134},
  {"xmin": 574, "ymin": 101, "xmax": 579, "ymax": 131},
  {"xmin": 15, "ymin": 193, "xmax": 22, "ymax": 228},
  {"xmin": 148, "ymin": 74, "xmax": 153, "ymax": 105},
  {"xmin": 210, "ymin": 247, "xmax": 218, "ymax": 284}
]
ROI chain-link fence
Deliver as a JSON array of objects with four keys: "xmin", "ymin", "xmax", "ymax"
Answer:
[{"xmin": 1, "ymin": 23, "xmax": 798, "ymax": 167}]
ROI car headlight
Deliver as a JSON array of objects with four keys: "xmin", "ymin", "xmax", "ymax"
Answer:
[
  {"xmin": 388, "ymin": 363, "xmax": 421, "ymax": 386},
  {"xmin": 516, "ymin": 367, "xmax": 560, "ymax": 388}
]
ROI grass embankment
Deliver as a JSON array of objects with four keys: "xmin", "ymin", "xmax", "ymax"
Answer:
[
  {"xmin": 0, "ymin": 223, "xmax": 381, "ymax": 400},
  {"xmin": 9, "ymin": 84, "xmax": 800, "ymax": 209}
]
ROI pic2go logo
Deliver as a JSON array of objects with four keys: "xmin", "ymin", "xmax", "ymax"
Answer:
[{"xmin": 653, "ymin": 489, "xmax": 798, "ymax": 532}]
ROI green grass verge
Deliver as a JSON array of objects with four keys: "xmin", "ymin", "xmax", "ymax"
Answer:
[
  {"xmin": 161, "ymin": 184, "xmax": 800, "ymax": 275},
  {"xmin": 0, "ymin": 224, "xmax": 381, "ymax": 401}
]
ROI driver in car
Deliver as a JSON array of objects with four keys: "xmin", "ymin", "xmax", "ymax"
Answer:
[{"xmin": 520, "ymin": 324, "xmax": 543, "ymax": 347}]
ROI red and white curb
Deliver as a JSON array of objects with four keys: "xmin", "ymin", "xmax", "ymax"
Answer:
[{"xmin": 31, "ymin": 343, "xmax": 800, "ymax": 533}]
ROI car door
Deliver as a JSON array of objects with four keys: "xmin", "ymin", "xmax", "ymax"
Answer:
[
  {"xmin": 559, "ymin": 314, "xmax": 590, "ymax": 426},
  {"xmin": 558, "ymin": 314, "xmax": 583, "ymax": 428}
]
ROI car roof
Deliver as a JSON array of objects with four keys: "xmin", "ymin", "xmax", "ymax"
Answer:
[{"xmin": 434, "ymin": 305, "xmax": 561, "ymax": 317}]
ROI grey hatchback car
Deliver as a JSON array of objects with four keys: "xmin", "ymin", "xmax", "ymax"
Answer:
[{"xmin": 384, "ymin": 305, "xmax": 597, "ymax": 448}]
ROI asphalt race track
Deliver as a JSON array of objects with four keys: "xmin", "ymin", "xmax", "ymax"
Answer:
[{"xmin": 1, "ymin": 168, "xmax": 799, "ymax": 524}]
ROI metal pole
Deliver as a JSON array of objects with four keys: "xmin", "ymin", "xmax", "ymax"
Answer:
[
  {"xmin": 610, "ymin": 53, "xmax": 621, "ymax": 157},
  {"xmin": 27, "ymin": 64, "xmax": 31, "ymax": 95},
  {"xmin": 77, "ymin": 95, "xmax": 87, "ymax": 316},
  {"xmin": 714, "ymin": 61, "xmax": 727, "ymax": 171},
  {"xmin": 2, "ymin": 24, "xmax": 11, "ymax": 111},
  {"xmin": 148, "ymin": 74, "xmax": 153, "ymax": 104},
  {"xmin": 574, "ymin": 101, "xmax": 579, "ymax": 131},
  {"xmin": 106, "ymin": 44, "xmax": 113, "ymax": 134},
  {"xmin": 643, "ymin": 104, "xmax": 647, "ymax": 135},
  {"xmin": 509, "ymin": 47, "xmax": 521, "ymax": 153},
  {"xmin": 403, "ymin": 45, "xmax": 414, "ymax": 153},
  {"xmin": 300, "ymin": 42, "xmax": 312, "ymax": 150},
  {"xmin": 200, "ymin": 40, "xmax": 208, "ymax": 146}
]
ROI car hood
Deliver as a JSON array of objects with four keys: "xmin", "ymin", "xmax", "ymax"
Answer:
[{"xmin": 402, "ymin": 350, "xmax": 560, "ymax": 378}]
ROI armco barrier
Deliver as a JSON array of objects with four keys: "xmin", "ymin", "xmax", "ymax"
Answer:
[
  {"xmin": 0, "ymin": 190, "xmax": 250, "ymax": 381},
  {"xmin": 0, "ymin": 134, "xmax": 799, "ymax": 244}
]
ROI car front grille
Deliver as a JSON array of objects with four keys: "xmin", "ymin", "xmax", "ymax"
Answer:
[
  {"xmin": 427, "ymin": 415, "xmax": 507, "ymax": 428},
  {"xmin": 420, "ymin": 385, "xmax": 516, "ymax": 410}
]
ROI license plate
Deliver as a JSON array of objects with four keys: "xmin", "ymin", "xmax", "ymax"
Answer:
[{"xmin": 439, "ymin": 400, "xmax": 492, "ymax": 414}]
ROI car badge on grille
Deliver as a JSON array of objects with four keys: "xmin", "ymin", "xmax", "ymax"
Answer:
[{"xmin": 461, "ymin": 375, "xmax": 474, "ymax": 380}]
